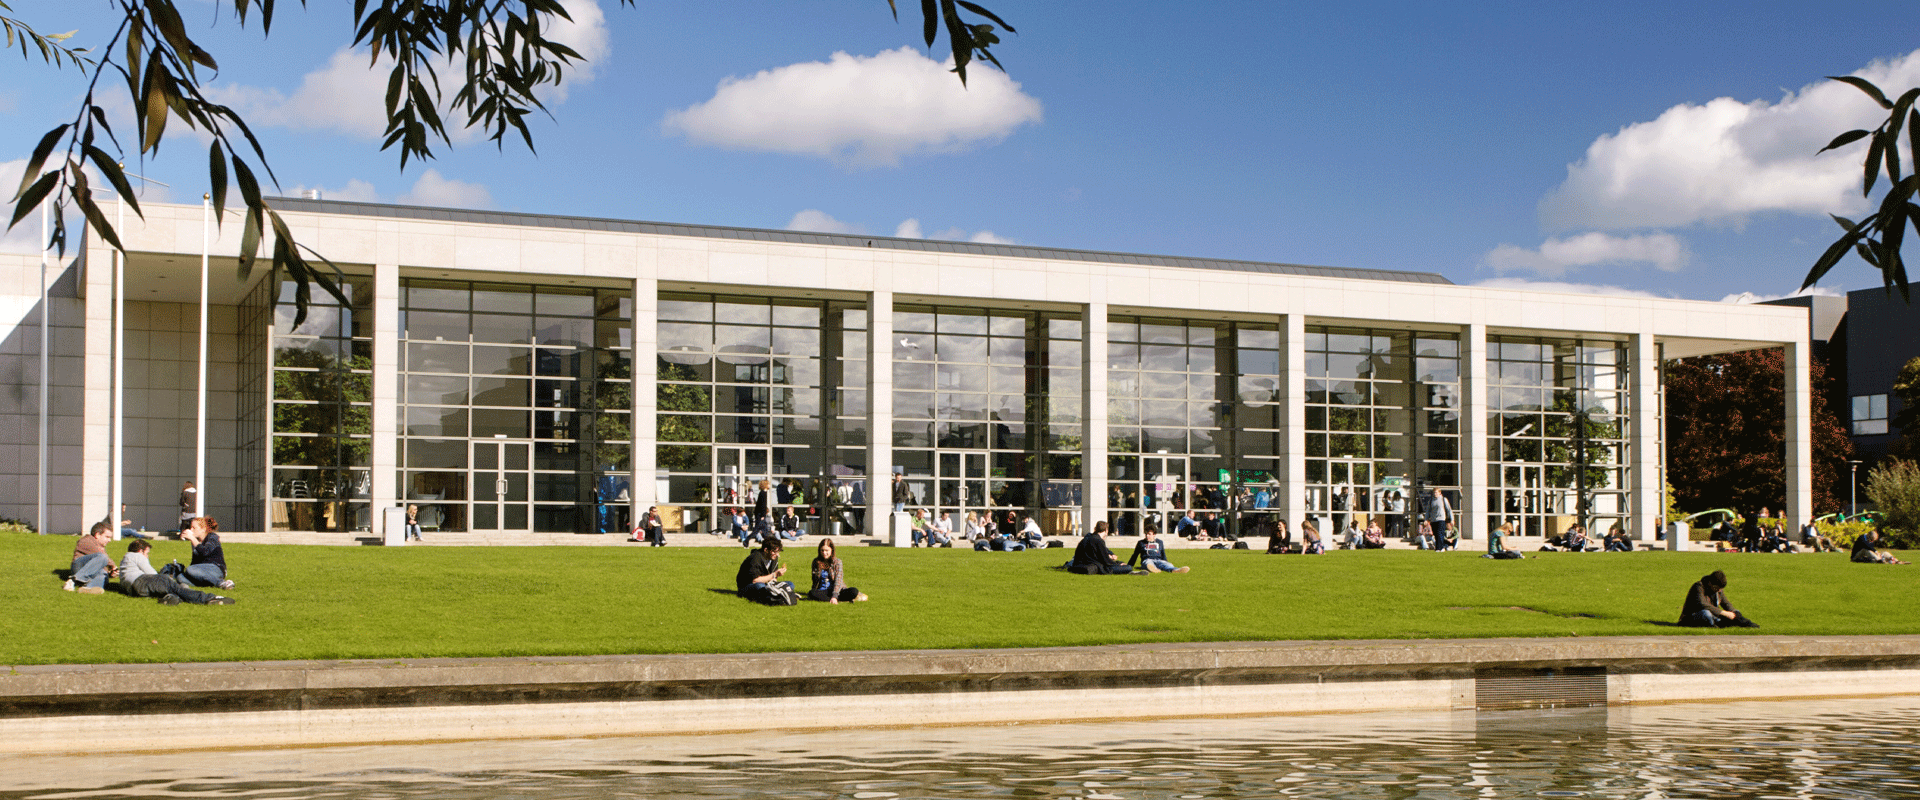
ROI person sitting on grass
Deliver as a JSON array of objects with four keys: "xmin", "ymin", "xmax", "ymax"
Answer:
[
  {"xmin": 168, "ymin": 517, "xmax": 235, "ymax": 590},
  {"xmin": 63, "ymin": 522, "xmax": 117, "ymax": 594},
  {"xmin": 118, "ymin": 540, "xmax": 233, "ymax": 605},
  {"xmin": 735, "ymin": 537, "xmax": 793, "ymax": 604},
  {"xmin": 110, "ymin": 504, "xmax": 151, "ymax": 540},
  {"xmin": 808, "ymin": 538, "xmax": 868, "ymax": 604},
  {"xmin": 1604, "ymin": 523, "xmax": 1633, "ymax": 552},
  {"xmin": 1266, "ymin": 519, "xmax": 1292, "ymax": 554},
  {"xmin": 1484, "ymin": 522, "xmax": 1523, "ymax": 559},
  {"xmin": 1412, "ymin": 518, "xmax": 1435, "ymax": 550},
  {"xmin": 1759, "ymin": 523, "xmax": 1797, "ymax": 553},
  {"xmin": 1068, "ymin": 521, "xmax": 1132, "ymax": 574},
  {"xmin": 1801, "ymin": 518, "xmax": 1837, "ymax": 553},
  {"xmin": 728, "ymin": 507, "xmax": 753, "ymax": 544},
  {"xmin": 1851, "ymin": 527, "xmax": 1910, "ymax": 564},
  {"xmin": 1678, "ymin": 570, "xmax": 1759, "ymax": 628},
  {"xmin": 1127, "ymin": 525, "xmax": 1189, "ymax": 573},
  {"xmin": 1300, "ymin": 519, "xmax": 1325, "ymax": 555},
  {"xmin": 1018, "ymin": 516, "xmax": 1046, "ymax": 549},
  {"xmin": 1360, "ymin": 520, "xmax": 1386, "ymax": 549}
]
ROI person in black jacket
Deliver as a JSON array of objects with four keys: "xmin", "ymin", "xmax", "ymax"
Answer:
[
  {"xmin": 736, "ymin": 538, "xmax": 790, "ymax": 603},
  {"xmin": 1070, "ymin": 521, "xmax": 1132, "ymax": 574},
  {"xmin": 1677, "ymin": 570, "xmax": 1758, "ymax": 628}
]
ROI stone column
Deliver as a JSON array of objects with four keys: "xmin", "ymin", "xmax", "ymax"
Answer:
[
  {"xmin": 1783, "ymin": 340, "xmax": 1814, "ymax": 528},
  {"xmin": 1082, "ymin": 302, "xmax": 1108, "ymax": 533},
  {"xmin": 370, "ymin": 263, "xmax": 400, "ymax": 525},
  {"xmin": 631, "ymin": 277, "xmax": 658, "ymax": 511},
  {"xmin": 1276, "ymin": 313, "xmax": 1307, "ymax": 533},
  {"xmin": 867, "ymin": 289, "xmax": 897, "ymax": 544},
  {"xmin": 1460, "ymin": 323, "xmax": 1490, "ymax": 542},
  {"xmin": 1627, "ymin": 332, "xmax": 1662, "ymax": 541},
  {"xmin": 80, "ymin": 241, "xmax": 116, "ymax": 532}
]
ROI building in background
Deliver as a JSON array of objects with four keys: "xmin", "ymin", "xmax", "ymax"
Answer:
[{"xmin": 0, "ymin": 198, "xmax": 1814, "ymax": 541}]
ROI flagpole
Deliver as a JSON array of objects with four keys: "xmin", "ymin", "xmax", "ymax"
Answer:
[
  {"xmin": 38, "ymin": 199, "xmax": 49, "ymax": 534},
  {"xmin": 196, "ymin": 194, "xmax": 209, "ymax": 518}
]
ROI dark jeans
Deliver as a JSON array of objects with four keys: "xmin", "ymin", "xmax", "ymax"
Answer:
[
  {"xmin": 809, "ymin": 586, "xmax": 860, "ymax": 602},
  {"xmin": 126, "ymin": 574, "xmax": 219, "ymax": 604},
  {"xmin": 1680, "ymin": 609, "xmax": 1759, "ymax": 628},
  {"xmin": 646, "ymin": 524, "xmax": 666, "ymax": 546}
]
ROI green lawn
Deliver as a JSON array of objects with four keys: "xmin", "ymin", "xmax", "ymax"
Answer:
[{"xmin": 5, "ymin": 532, "xmax": 1915, "ymax": 666}]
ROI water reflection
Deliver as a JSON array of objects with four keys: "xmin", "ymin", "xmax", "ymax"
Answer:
[{"xmin": 4, "ymin": 696, "xmax": 1918, "ymax": 799}]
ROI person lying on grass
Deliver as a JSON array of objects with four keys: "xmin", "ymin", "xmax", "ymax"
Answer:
[
  {"xmin": 1851, "ymin": 528, "xmax": 1910, "ymax": 565},
  {"xmin": 808, "ymin": 538, "xmax": 868, "ymax": 604},
  {"xmin": 735, "ymin": 537, "xmax": 793, "ymax": 604},
  {"xmin": 1069, "ymin": 521, "xmax": 1132, "ymax": 574},
  {"xmin": 1678, "ymin": 569, "xmax": 1759, "ymax": 628},
  {"xmin": 1127, "ymin": 525, "xmax": 1189, "ymax": 573},
  {"xmin": 118, "ymin": 540, "xmax": 234, "ymax": 605}
]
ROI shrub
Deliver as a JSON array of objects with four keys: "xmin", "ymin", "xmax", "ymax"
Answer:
[
  {"xmin": 1818, "ymin": 520, "xmax": 1874, "ymax": 549},
  {"xmin": 0, "ymin": 518, "xmax": 36, "ymax": 534},
  {"xmin": 1864, "ymin": 460, "xmax": 1920, "ymax": 548}
]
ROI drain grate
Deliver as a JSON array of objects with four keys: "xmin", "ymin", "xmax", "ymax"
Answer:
[{"xmin": 1475, "ymin": 667, "xmax": 1608, "ymax": 711}]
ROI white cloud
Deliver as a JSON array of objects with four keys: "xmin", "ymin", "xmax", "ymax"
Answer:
[
  {"xmin": 398, "ymin": 170, "xmax": 493, "ymax": 208},
  {"xmin": 1539, "ymin": 49, "xmax": 1920, "ymax": 231},
  {"xmin": 786, "ymin": 209, "xmax": 865, "ymax": 235},
  {"xmin": 893, "ymin": 218, "xmax": 923, "ymax": 239},
  {"xmin": 282, "ymin": 171, "xmax": 491, "ymax": 209},
  {"xmin": 1483, "ymin": 232, "xmax": 1689, "ymax": 277},
  {"xmin": 1718, "ymin": 286, "xmax": 1844, "ymax": 304},
  {"xmin": 207, "ymin": 0, "xmax": 608, "ymax": 141},
  {"xmin": 664, "ymin": 47, "xmax": 1044, "ymax": 167},
  {"xmin": 1472, "ymin": 277, "xmax": 1670, "ymax": 299}
]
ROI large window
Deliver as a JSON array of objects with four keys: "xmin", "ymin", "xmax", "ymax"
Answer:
[
  {"xmin": 1303, "ymin": 326, "xmax": 1461, "ymax": 530},
  {"xmin": 1106, "ymin": 318, "xmax": 1233, "ymax": 534},
  {"xmin": 656, "ymin": 294, "xmax": 828, "ymax": 533},
  {"xmin": 399, "ymin": 280, "xmax": 632, "ymax": 534},
  {"xmin": 890, "ymin": 306, "xmax": 1079, "ymax": 522},
  {"xmin": 1488, "ymin": 336, "xmax": 1629, "ymax": 537},
  {"xmin": 268, "ymin": 274, "xmax": 373, "ymax": 532}
]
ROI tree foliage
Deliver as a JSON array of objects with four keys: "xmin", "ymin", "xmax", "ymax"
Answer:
[
  {"xmin": 1886, "ymin": 356, "xmax": 1920, "ymax": 461},
  {"xmin": 1863, "ymin": 459, "xmax": 1920, "ymax": 547},
  {"xmin": 1664, "ymin": 348, "xmax": 1853, "ymax": 515},
  {"xmin": 1806, "ymin": 76, "xmax": 1920, "ymax": 297},
  {"xmin": 5, "ymin": 1, "xmax": 1015, "ymax": 324}
]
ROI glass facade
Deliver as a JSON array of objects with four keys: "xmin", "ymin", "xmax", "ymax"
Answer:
[
  {"xmin": 1487, "ymin": 336, "xmax": 1630, "ymax": 537},
  {"xmin": 891, "ymin": 306, "xmax": 1081, "ymax": 526},
  {"xmin": 655, "ymin": 293, "xmax": 828, "ymax": 533},
  {"xmin": 1303, "ymin": 327, "xmax": 1461, "ymax": 531},
  {"xmin": 1106, "ymin": 318, "xmax": 1258, "ymax": 535},
  {"xmin": 268, "ymin": 275, "xmax": 373, "ymax": 532},
  {"xmin": 398, "ymin": 280, "xmax": 633, "ymax": 534}
]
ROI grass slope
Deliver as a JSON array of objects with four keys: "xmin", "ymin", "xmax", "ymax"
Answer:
[{"xmin": 3, "ymin": 533, "xmax": 1915, "ymax": 666}]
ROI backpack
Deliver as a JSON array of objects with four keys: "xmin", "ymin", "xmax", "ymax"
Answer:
[{"xmin": 761, "ymin": 580, "xmax": 798, "ymax": 606}]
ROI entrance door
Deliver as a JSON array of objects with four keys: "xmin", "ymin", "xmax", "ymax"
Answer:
[
  {"xmin": 714, "ymin": 445, "xmax": 772, "ymax": 510},
  {"xmin": 1140, "ymin": 454, "xmax": 1188, "ymax": 532},
  {"xmin": 472, "ymin": 439, "xmax": 531, "ymax": 532},
  {"xmin": 936, "ymin": 451, "xmax": 989, "ymax": 517}
]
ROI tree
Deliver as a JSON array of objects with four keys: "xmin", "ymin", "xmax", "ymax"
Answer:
[
  {"xmin": 4, "ymin": 0, "xmax": 1016, "ymax": 323},
  {"xmin": 1886, "ymin": 356, "xmax": 1920, "ymax": 461},
  {"xmin": 1806, "ymin": 76, "xmax": 1920, "ymax": 298},
  {"xmin": 1863, "ymin": 459, "xmax": 1920, "ymax": 547},
  {"xmin": 1665, "ymin": 348, "xmax": 1853, "ymax": 515}
]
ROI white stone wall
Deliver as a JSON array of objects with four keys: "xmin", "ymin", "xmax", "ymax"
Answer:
[
  {"xmin": 119, "ymin": 300, "xmax": 243, "ymax": 531},
  {"xmin": 0, "ymin": 253, "xmax": 85, "ymax": 533}
]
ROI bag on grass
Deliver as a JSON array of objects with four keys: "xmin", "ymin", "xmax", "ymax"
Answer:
[{"xmin": 761, "ymin": 580, "xmax": 799, "ymax": 606}]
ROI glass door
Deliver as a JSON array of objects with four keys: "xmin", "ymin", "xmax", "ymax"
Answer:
[
  {"xmin": 935, "ymin": 451, "xmax": 990, "ymax": 517},
  {"xmin": 1140, "ymin": 454, "xmax": 1188, "ymax": 534},
  {"xmin": 472, "ymin": 439, "xmax": 531, "ymax": 532},
  {"xmin": 714, "ymin": 444, "xmax": 772, "ymax": 521}
]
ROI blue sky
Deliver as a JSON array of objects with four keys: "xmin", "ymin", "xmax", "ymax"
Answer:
[{"xmin": 5, "ymin": 1, "xmax": 1919, "ymax": 303}]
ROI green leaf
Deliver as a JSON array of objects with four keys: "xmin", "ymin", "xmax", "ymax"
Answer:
[
  {"xmin": 16, "ymin": 123, "xmax": 67, "ymax": 201},
  {"xmin": 140, "ymin": 55, "xmax": 171, "ymax": 154},
  {"xmin": 1830, "ymin": 214, "xmax": 1858, "ymax": 231},
  {"xmin": 83, "ymin": 144, "xmax": 142, "ymax": 218},
  {"xmin": 208, "ymin": 140, "xmax": 228, "ymax": 224},
  {"xmin": 7, "ymin": 170, "xmax": 58, "ymax": 230},
  {"xmin": 1830, "ymin": 75, "xmax": 1892, "ymax": 109},
  {"xmin": 1804, "ymin": 222, "xmax": 1868, "ymax": 288},
  {"xmin": 954, "ymin": 0, "xmax": 1016, "ymax": 32},
  {"xmin": 921, "ymin": 0, "xmax": 938, "ymax": 47},
  {"xmin": 1820, "ymin": 128, "xmax": 1869, "ymax": 153}
]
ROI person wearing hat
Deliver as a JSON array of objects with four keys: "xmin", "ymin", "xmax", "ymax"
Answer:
[{"xmin": 1678, "ymin": 570, "xmax": 1758, "ymax": 628}]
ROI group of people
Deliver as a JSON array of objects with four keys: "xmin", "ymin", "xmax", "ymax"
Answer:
[
  {"xmin": 1067, "ymin": 522, "xmax": 1190, "ymax": 574},
  {"xmin": 735, "ymin": 537, "xmax": 870, "ymax": 605},
  {"xmin": 62, "ymin": 516, "xmax": 237, "ymax": 605}
]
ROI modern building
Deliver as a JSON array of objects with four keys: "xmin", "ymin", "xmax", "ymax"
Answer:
[
  {"xmin": 1764, "ymin": 289, "xmax": 1920, "ymax": 463},
  {"xmin": 0, "ymin": 198, "xmax": 1817, "ymax": 542}
]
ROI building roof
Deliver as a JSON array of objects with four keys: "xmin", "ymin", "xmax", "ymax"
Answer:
[{"xmin": 271, "ymin": 196, "xmax": 1454, "ymax": 286}]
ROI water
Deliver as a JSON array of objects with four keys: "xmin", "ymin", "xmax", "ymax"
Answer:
[{"xmin": 4, "ymin": 696, "xmax": 1918, "ymax": 799}]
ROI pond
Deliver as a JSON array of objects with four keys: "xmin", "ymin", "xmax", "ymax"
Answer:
[{"xmin": 3, "ymin": 695, "xmax": 1916, "ymax": 799}]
